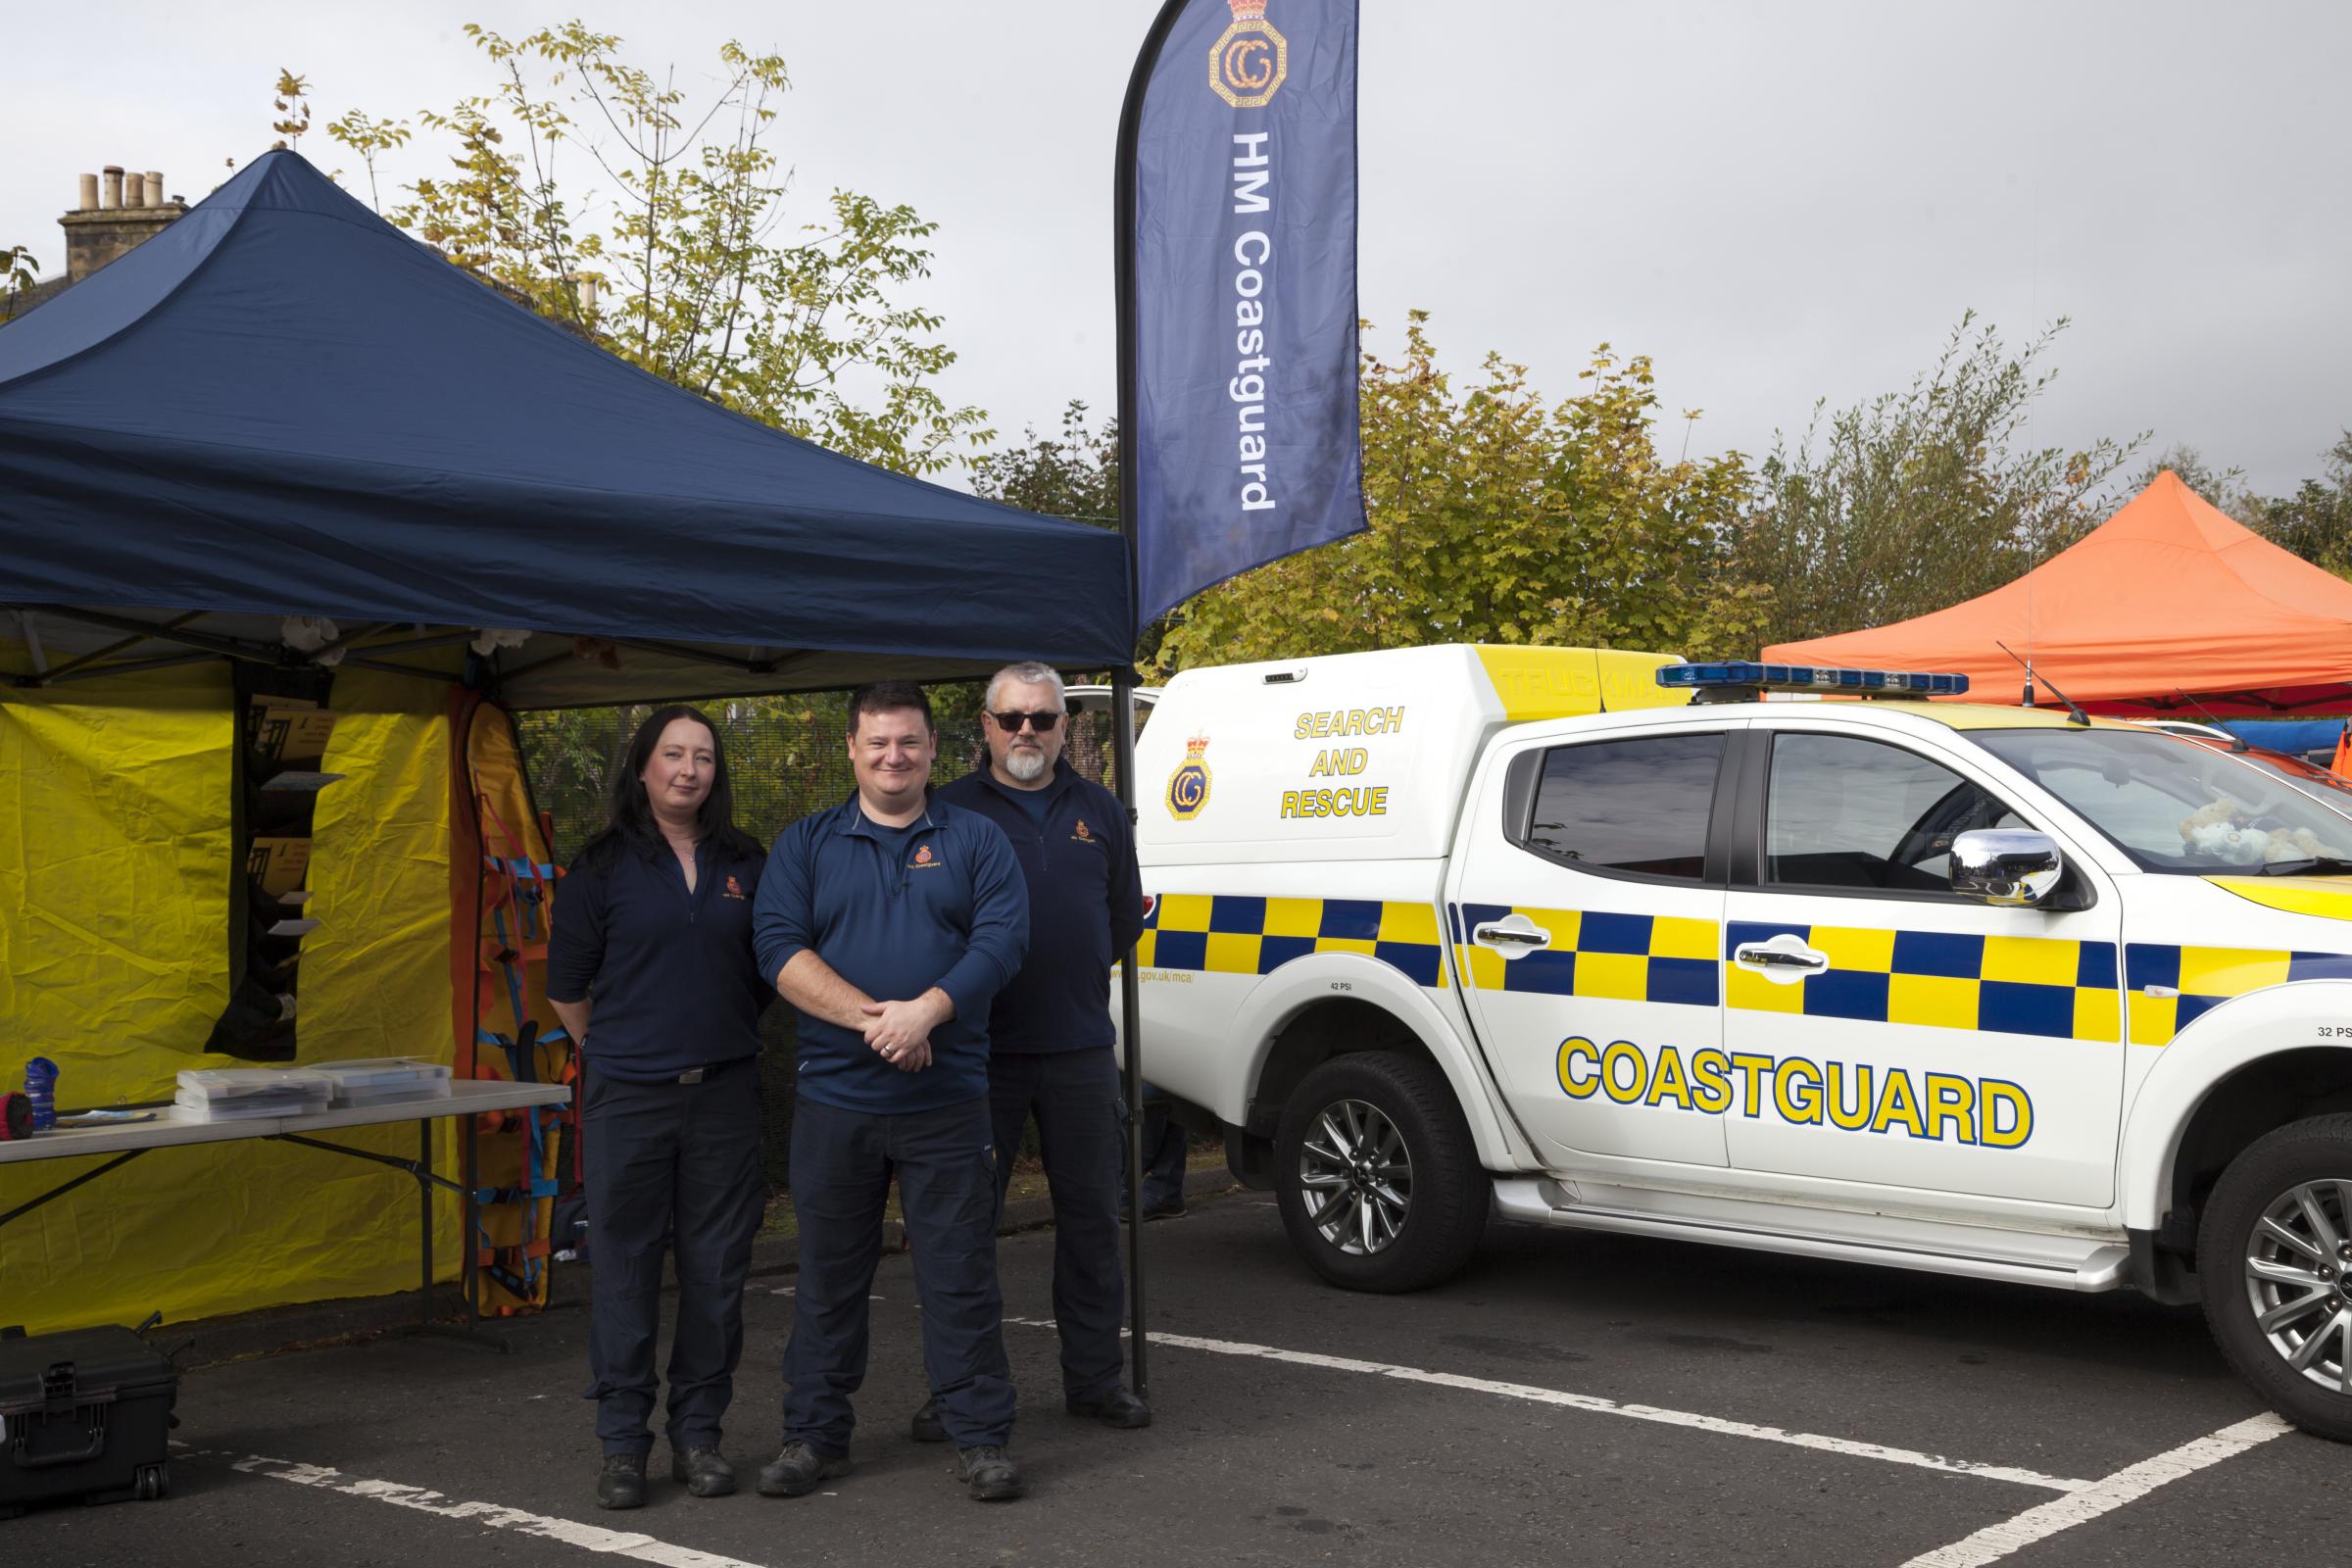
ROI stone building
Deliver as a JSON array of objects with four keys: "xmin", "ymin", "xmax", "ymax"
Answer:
[{"xmin": 6, "ymin": 166, "xmax": 188, "ymax": 319}]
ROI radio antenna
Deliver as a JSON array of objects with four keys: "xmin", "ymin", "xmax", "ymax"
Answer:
[
  {"xmin": 1996, "ymin": 641, "xmax": 2089, "ymax": 726},
  {"xmin": 2175, "ymin": 690, "xmax": 2249, "ymax": 752}
]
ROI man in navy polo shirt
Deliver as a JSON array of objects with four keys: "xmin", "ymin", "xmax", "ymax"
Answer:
[
  {"xmin": 750, "ymin": 679, "xmax": 1030, "ymax": 1503},
  {"xmin": 929, "ymin": 662, "xmax": 1151, "ymax": 1435}
]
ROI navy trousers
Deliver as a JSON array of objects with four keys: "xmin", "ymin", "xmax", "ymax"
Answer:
[
  {"xmin": 581, "ymin": 1060, "xmax": 765, "ymax": 1458},
  {"xmin": 988, "ymin": 1048, "xmax": 1126, "ymax": 1400},
  {"xmin": 783, "ymin": 1095, "xmax": 1014, "ymax": 1453}
]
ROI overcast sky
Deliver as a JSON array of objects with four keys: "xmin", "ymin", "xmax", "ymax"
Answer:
[{"xmin": 8, "ymin": 1, "xmax": 2346, "ymax": 495}]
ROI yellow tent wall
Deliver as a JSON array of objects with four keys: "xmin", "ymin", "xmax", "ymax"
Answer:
[{"xmin": 0, "ymin": 666, "xmax": 457, "ymax": 1333}]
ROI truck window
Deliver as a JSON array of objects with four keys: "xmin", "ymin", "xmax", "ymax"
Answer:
[
  {"xmin": 1975, "ymin": 726, "xmax": 2352, "ymax": 873},
  {"xmin": 1519, "ymin": 732, "xmax": 1724, "ymax": 880},
  {"xmin": 1766, "ymin": 732, "xmax": 2021, "ymax": 893}
]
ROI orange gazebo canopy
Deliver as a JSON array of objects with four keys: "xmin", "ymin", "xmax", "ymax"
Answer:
[{"xmin": 1763, "ymin": 471, "xmax": 2352, "ymax": 716}]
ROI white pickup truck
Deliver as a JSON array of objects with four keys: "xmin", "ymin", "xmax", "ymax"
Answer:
[{"xmin": 1122, "ymin": 643, "xmax": 2352, "ymax": 1440}]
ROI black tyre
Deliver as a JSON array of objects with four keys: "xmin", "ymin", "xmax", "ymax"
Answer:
[
  {"xmin": 1274, "ymin": 1052, "xmax": 1487, "ymax": 1293},
  {"xmin": 2197, "ymin": 1112, "xmax": 2352, "ymax": 1441}
]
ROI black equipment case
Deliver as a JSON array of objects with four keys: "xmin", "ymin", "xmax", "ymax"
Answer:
[{"xmin": 0, "ymin": 1324, "xmax": 177, "ymax": 1515}]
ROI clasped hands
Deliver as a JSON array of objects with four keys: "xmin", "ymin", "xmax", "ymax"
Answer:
[{"xmin": 859, "ymin": 992, "xmax": 950, "ymax": 1073}]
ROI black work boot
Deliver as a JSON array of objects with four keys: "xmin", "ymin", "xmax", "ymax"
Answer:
[
  {"xmin": 956, "ymin": 1445, "xmax": 1024, "ymax": 1501},
  {"xmin": 757, "ymin": 1439, "xmax": 854, "ymax": 1497},
  {"xmin": 670, "ymin": 1446, "xmax": 737, "ymax": 1497},
  {"xmin": 1065, "ymin": 1385, "xmax": 1152, "ymax": 1429},
  {"xmin": 910, "ymin": 1396, "xmax": 948, "ymax": 1444},
  {"xmin": 595, "ymin": 1453, "xmax": 647, "ymax": 1509}
]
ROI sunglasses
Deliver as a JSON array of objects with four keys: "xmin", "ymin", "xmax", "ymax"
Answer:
[{"xmin": 991, "ymin": 710, "xmax": 1063, "ymax": 733}]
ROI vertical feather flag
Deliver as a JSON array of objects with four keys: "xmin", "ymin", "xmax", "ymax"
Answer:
[{"xmin": 1118, "ymin": 0, "xmax": 1368, "ymax": 629}]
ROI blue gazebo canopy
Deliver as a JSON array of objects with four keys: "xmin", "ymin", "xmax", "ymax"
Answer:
[{"xmin": 0, "ymin": 151, "xmax": 1131, "ymax": 704}]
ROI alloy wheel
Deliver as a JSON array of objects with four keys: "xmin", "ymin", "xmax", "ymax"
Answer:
[
  {"xmin": 1298, "ymin": 1098, "xmax": 1412, "ymax": 1255},
  {"xmin": 2242, "ymin": 1177, "xmax": 2352, "ymax": 1394}
]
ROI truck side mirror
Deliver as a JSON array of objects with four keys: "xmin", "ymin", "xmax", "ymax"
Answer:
[{"xmin": 1949, "ymin": 829, "xmax": 2065, "ymax": 907}]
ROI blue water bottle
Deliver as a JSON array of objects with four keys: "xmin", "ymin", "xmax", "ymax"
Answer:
[{"xmin": 24, "ymin": 1056, "xmax": 59, "ymax": 1131}]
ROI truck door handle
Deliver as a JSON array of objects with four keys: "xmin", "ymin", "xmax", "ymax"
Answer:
[
  {"xmin": 1475, "ymin": 924, "xmax": 1550, "ymax": 950},
  {"xmin": 1734, "ymin": 944, "xmax": 1828, "ymax": 973}
]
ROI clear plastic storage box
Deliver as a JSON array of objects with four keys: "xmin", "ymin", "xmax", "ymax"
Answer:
[
  {"xmin": 309, "ymin": 1058, "xmax": 454, "ymax": 1108},
  {"xmin": 172, "ymin": 1068, "xmax": 334, "ymax": 1121}
]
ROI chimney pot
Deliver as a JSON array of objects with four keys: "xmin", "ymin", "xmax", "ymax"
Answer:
[{"xmin": 62, "ymin": 165, "xmax": 190, "ymax": 283}]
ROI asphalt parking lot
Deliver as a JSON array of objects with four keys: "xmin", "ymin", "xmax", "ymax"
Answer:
[{"xmin": 21, "ymin": 1189, "xmax": 2347, "ymax": 1567}]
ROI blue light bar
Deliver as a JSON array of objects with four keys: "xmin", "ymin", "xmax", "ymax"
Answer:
[{"xmin": 1655, "ymin": 662, "xmax": 1971, "ymax": 697}]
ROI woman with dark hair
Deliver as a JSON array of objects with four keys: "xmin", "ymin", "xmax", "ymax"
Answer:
[{"xmin": 547, "ymin": 704, "xmax": 771, "ymax": 1511}]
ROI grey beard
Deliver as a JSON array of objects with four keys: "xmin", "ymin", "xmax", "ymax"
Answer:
[{"xmin": 1004, "ymin": 748, "xmax": 1050, "ymax": 783}]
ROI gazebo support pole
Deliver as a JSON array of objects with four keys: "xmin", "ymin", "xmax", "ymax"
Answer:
[
  {"xmin": 1112, "ymin": 662, "xmax": 1149, "ymax": 1397},
  {"xmin": 1111, "ymin": 0, "xmax": 1189, "ymax": 1399}
]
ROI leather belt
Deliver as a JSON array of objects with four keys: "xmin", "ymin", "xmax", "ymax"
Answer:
[{"xmin": 673, "ymin": 1056, "xmax": 751, "ymax": 1086}]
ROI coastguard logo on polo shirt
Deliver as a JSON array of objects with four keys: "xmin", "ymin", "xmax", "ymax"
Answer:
[
  {"xmin": 722, "ymin": 874, "xmax": 746, "ymax": 900},
  {"xmin": 911, "ymin": 844, "xmax": 940, "ymax": 869}
]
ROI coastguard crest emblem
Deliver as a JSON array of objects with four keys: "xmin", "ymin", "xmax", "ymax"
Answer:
[
  {"xmin": 1210, "ymin": 0, "xmax": 1288, "ymax": 110},
  {"xmin": 1166, "ymin": 733, "xmax": 1213, "ymax": 821}
]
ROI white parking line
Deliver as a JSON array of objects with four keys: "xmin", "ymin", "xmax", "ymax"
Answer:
[
  {"xmin": 220, "ymin": 1450, "xmax": 765, "ymax": 1568},
  {"xmin": 1899, "ymin": 1412, "xmax": 2293, "ymax": 1567},
  {"xmin": 1006, "ymin": 1318, "xmax": 2091, "ymax": 1493}
]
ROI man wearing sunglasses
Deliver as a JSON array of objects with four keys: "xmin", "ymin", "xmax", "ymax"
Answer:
[{"xmin": 927, "ymin": 662, "xmax": 1152, "ymax": 1437}]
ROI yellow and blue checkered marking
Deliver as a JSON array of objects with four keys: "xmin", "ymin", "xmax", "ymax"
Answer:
[
  {"xmin": 2125, "ymin": 944, "xmax": 2352, "ymax": 1045},
  {"xmin": 1139, "ymin": 899, "xmax": 2352, "ymax": 1047},
  {"xmin": 1449, "ymin": 905, "xmax": 1721, "ymax": 1005},
  {"xmin": 1724, "ymin": 921, "xmax": 2120, "ymax": 1040},
  {"xmin": 1138, "ymin": 896, "xmax": 1447, "ymax": 988}
]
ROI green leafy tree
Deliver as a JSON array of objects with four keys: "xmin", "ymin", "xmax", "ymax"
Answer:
[
  {"xmin": 969, "ymin": 400, "xmax": 1119, "ymax": 527},
  {"xmin": 1729, "ymin": 312, "xmax": 2144, "ymax": 649},
  {"xmin": 1, "ymin": 244, "xmax": 37, "ymax": 323},
  {"xmin": 2123, "ymin": 444, "xmax": 2257, "ymax": 522},
  {"xmin": 1152, "ymin": 312, "xmax": 1761, "ymax": 673},
  {"xmin": 2250, "ymin": 433, "xmax": 2352, "ymax": 576},
  {"xmin": 520, "ymin": 685, "xmax": 1008, "ymax": 857},
  {"xmin": 324, "ymin": 109, "xmax": 412, "ymax": 212},
  {"xmin": 270, "ymin": 70, "xmax": 313, "ymax": 149},
  {"xmin": 329, "ymin": 21, "xmax": 987, "ymax": 475}
]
